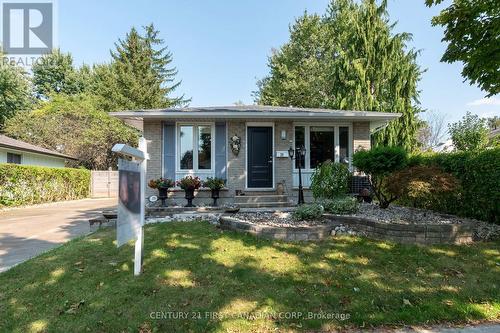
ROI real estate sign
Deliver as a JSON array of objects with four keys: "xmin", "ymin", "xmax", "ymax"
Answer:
[
  {"xmin": 112, "ymin": 137, "xmax": 148, "ymax": 276},
  {"xmin": 117, "ymin": 159, "xmax": 141, "ymax": 247}
]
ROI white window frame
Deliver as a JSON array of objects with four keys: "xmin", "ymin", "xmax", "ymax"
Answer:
[
  {"xmin": 176, "ymin": 122, "xmax": 215, "ymax": 173},
  {"xmin": 292, "ymin": 123, "xmax": 353, "ymax": 171}
]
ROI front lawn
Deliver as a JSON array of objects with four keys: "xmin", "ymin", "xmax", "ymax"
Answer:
[{"xmin": 1, "ymin": 221, "xmax": 499, "ymax": 332}]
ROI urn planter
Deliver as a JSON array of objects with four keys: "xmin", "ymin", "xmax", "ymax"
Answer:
[
  {"xmin": 184, "ymin": 188, "xmax": 195, "ymax": 207},
  {"xmin": 158, "ymin": 187, "xmax": 169, "ymax": 207},
  {"xmin": 211, "ymin": 189, "xmax": 220, "ymax": 207}
]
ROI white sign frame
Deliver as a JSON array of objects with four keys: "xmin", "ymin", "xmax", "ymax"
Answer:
[{"xmin": 112, "ymin": 137, "xmax": 148, "ymax": 276}]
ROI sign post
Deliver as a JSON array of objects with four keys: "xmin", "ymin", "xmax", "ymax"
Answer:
[{"xmin": 112, "ymin": 137, "xmax": 148, "ymax": 276}]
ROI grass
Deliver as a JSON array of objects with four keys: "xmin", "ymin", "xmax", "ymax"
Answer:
[{"xmin": 0, "ymin": 221, "xmax": 499, "ymax": 332}]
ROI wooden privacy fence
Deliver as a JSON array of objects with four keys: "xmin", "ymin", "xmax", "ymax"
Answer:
[{"xmin": 90, "ymin": 169, "xmax": 118, "ymax": 198}]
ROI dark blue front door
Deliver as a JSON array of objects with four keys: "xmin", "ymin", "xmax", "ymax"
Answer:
[{"xmin": 247, "ymin": 127, "xmax": 273, "ymax": 188}]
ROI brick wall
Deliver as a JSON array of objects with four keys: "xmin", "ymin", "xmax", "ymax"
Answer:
[
  {"xmin": 143, "ymin": 120, "xmax": 162, "ymax": 197},
  {"xmin": 227, "ymin": 121, "xmax": 246, "ymax": 195},
  {"xmin": 353, "ymin": 122, "xmax": 371, "ymax": 152},
  {"xmin": 274, "ymin": 121, "xmax": 293, "ymax": 192}
]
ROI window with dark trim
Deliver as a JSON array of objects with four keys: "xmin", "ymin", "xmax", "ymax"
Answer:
[{"xmin": 7, "ymin": 152, "xmax": 21, "ymax": 164}]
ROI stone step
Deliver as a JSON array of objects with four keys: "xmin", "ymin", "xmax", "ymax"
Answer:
[
  {"xmin": 235, "ymin": 202, "xmax": 292, "ymax": 208},
  {"xmin": 234, "ymin": 195, "xmax": 289, "ymax": 204}
]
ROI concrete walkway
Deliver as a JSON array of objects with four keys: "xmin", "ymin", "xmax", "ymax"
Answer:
[{"xmin": 0, "ymin": 198, "xmax": 116, "ymax": 273}]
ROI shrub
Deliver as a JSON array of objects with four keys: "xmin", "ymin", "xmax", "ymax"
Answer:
[
  {"xmin": 352, "ymin": 146, "xmax": 408, "ymax": 208},
  {"xmin": 321, "ymin": 196, "xmax": 359, "ymax": 214},
  {"xmin": 408, "ymin": 148, "xmax": 500, "ymax": 223},
  {"xmin": 310, "ymin": 160, "xmax": 350, "ymax": 199},
  {"xmin": 386, "ymin": 165, "xmax": 458, "ymax": 209},
  {"xmin": 0, "ymin": 164, "xmax": 90, "ymax": 207},
  {"xmin": 292, "ymin": 203, "xmax": 324, "ymax": 221}
]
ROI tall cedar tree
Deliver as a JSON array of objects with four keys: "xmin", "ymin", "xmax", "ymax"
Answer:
[
  {"xmin": 255, "ymin": 0, "xmax": 422, "ymax": 151},
  {"xmin": 107, "ymin": 24, "xmax": 188, "ymax": 111}
]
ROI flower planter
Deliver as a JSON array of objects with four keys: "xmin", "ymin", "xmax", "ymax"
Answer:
[
  {"xmin": 158, "ymin": 187, "xmax": 169, "ymax": 207},
  {"xmin": 184, "ymin": 188, "xmax": 195, "ymax": 207},
  {"xmin": 211, "ymin": 189, "xmax": 220, "ymax": 207}
]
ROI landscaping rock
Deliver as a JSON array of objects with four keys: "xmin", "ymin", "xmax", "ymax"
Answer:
[
  {"xmin": 474, "ymin": 221, "xmax": 500, "ymax": 241},
  {"xmin": 232, "ymin": 211, "xmax": 325, "ymax": 228},
  {"xmin": 145, "ymin": 213, "xmax": 221, "ymax": 225},
  {"xmin": 354, "ymin": 203, "xmax": 479, "ymax": 225}
]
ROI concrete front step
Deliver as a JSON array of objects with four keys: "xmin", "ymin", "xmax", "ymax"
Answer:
[
  {"xmin": 236, "ymin": 202, "xmax": 292, "ymax": 208},
  {"xmin": 234, "ymin": 195, "xmax": 288, "ymax": 204}
]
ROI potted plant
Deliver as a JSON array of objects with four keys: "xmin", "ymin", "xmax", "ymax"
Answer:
[
  {"xmin": 177, "ymin": 176, "xmax": 201, "ymax": 207},
  {"xmin": 203, "ymin": 177, "xmax": 225, "ymax": 206},
  {"xmin": 148, "ymin": 177, "xmax": 175, "ymax": 206}
]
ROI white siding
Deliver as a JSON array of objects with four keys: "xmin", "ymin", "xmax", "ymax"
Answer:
[{"xmin": 0, "ymin": 148, "xmax": 66, "ymax": 168}]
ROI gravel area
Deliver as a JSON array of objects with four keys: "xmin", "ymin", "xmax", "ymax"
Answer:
[
  {"xmin": 233, "ymin": 211, "xmax": 325, "ymax": 228},
  {"xmin": 233, "ymin": 204, "xmax": 480, "ymax": 227},
  {"xmin": 354, "ymin": 204, "xmax": 478, "ymax": 225}
]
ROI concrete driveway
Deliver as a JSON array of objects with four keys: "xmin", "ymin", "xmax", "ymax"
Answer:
[{"xmin": 0, "ymin": 198, "xmax": 117, "ymax": 273}]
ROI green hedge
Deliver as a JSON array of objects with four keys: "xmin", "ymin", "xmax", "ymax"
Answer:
[
  {"xmin": 408, "ymin": 148, "xmax": 500, "ymax": 223},
  {"xmin": 0, "ymin": 164, "xmax": 90, "ymax": 207}
]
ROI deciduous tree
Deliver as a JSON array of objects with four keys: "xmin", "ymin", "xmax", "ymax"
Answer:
[
  {"xmin": 448, "ymin": 111, "xmax": 489, "ymax": 151},
  {"xmin": 0, "ymin": 61, "xmax": 31, "ymax": 128},
  {"xmin": 3, "ymin": 94, "xmax": 138, "ymax": 169},
  {"xmin": 32, "ymin": 49, "xmax": 89, "ymax": 99},
  {"xmin": 426, "ymin": 0, "xmax": 500, "ymax": 96}
]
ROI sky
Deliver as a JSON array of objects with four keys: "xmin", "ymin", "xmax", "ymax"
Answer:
[{"xmin": 58, "ymin": 0, "xmax": 499, "ymax": 128}]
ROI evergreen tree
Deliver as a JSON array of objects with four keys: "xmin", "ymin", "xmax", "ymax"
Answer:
[
  {"xmin": 255, "ymin": 0, "xmax": 422, "ymax": 151},
  {"xmin": 104, "ymin": 24, "xmax": 188, "ymax": 111}
]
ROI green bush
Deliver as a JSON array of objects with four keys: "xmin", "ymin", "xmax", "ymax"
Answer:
[
  {"xmin": 353, "ymin": 146, "xmax": 408, "ymax": 208},
  {"xmin": 321, "ymin": 196, "xmax": 359, "ymax": 214},
  {"xmin": 386, "ymin": 165, "xmax": 458, "ymax": 209},
  {"xmin": 310, "ymin": 160, "xmax": 350, "ymax": 199},
  {"xmin": 292, "ymin": 203, "xmax": 324, "ymax": 221},
  {"xmin": 0, "ymin": 164, "xmax": 90, "ymax": 207},
  {"xmin": 408, "ymin": 148, "xmax": 500, "ymax": 223}
]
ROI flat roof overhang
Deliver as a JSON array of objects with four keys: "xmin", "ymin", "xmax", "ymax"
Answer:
[{"xmin": 111, "ymin": 110, "xmax": 401, "ymax": 133}]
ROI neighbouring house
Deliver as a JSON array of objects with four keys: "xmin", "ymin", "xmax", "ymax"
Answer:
[
  {"xmin": 113, "ymin": 106, "xmax": 400, "ymax": 206},
  {"xmin": 0, "ymin": 134, "xmax": 76, "ymax": 168}
]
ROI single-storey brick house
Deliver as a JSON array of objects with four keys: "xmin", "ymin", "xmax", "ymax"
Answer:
[{"xmin": 113, "ymin": 106, "xmax": 400, "ymax": 206}]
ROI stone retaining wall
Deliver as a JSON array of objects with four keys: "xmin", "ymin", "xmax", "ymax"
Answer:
[
  {"xmin": 219, "ymin": 216, "xmax": 332, "ymax": 241},
  {"xmin": 324, "ymin": 214, "xmax": 474, "ymax": 245},
  {"xmin": 219, "ymin": 214, "xmax": 474, "ymax": 245}
]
